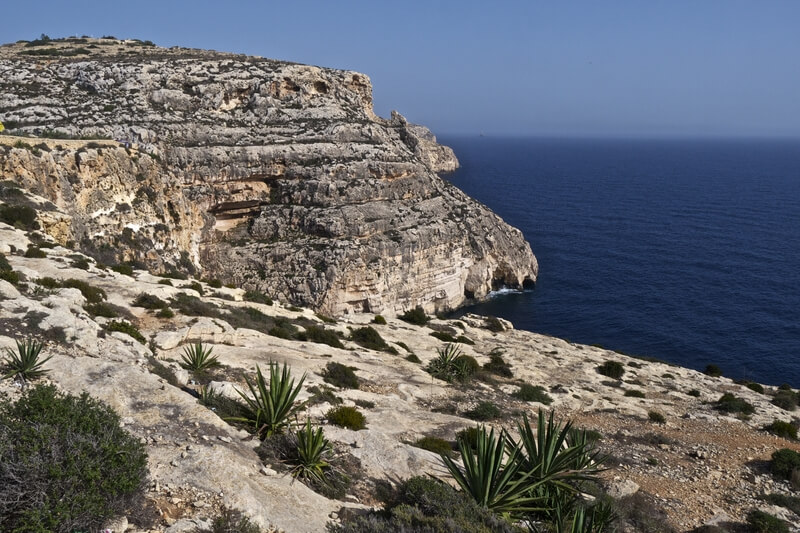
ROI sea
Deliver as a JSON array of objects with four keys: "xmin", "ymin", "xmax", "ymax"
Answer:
[{"xmin": 442, "ymin": 136, "xmax": 800, "ymax": 387}]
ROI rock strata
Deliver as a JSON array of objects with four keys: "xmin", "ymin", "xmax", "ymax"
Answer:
[
  {"xmin": 1, "ymin": 199, "xmax": 799, "ymax": 531},
  {"xmin": 0, "ymin": 37, "xmax": 537, "ymax": 315}
]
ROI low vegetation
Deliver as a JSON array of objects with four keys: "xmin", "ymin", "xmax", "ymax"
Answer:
[
  {"xmin": 770, "ymin": 448, "xmax": 800, "ymax": 483},
  {"xmin": 326, "ymin": 405, "xmax": 366, "ymax": 430},
  {"xmin": 512, "ymin": 383, "xmax": 553, "ymax": 405},
  {"xmin": 399, "ymin": 306, "xmax": 429, "ymax": 325},
  {"xmin": 464, "ymin": 401, "xmax": 501, "ymax": 421},
  {"xmin": 2, "ymin": 337, "xmax": 52, "ymax": 381},
  {"xmin": 230, "ymin": 362, "xmax": 306, "ymax": 439},
  {"xmin": 322, "ymin": 362, "xmax": 359, "ymax": 389},
  {"xmin": 597, "ymin": 360, "xmax": 625, "ymax": 380},
  {"xmin": 350, "ymin": 326, "xmax": 393, "ymax": 352},
  {"xmin": 715, "ymin": 393, "xmax": 755, "ymax": 415},
  {"xmin": 482, "ymin": 349, "xmax": 513, "ymax": 377},
  {"xmin": 765, "ymin": 420, "xmax": 798, "ymax": 440},
  {"xmin": 426, "ymin": 344, "xmax": 477, "ymax": 383},
  {"xmin": 180, "ymin": 342, "xmax": 220, "ymax": 372},
  {"xmin": 299, "ymin": 325, "xmax": 344, "ymax": 349},
  {"xmin": 0, "ymin": 385, "xmax": 148, "ymax": 533},
  {"xmin": 105, "ymin": 320, "xmax": 146, "ymax": 344},
  {"xmin": 412, "ymin": 436, "xmax": 454, "ymax": 458}
]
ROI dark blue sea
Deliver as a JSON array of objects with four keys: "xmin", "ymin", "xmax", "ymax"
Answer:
[{"xmin": 442, "ymin": 136, "xmax": 800, "ymax": 387}]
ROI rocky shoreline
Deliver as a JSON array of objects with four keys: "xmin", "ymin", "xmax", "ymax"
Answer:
[{"xmin": 1, "ymin": 203, "xmax": 799, "ymax": 531}]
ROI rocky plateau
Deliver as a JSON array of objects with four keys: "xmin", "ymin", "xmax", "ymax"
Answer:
[{"xmin": 0, "ymin": 37, "xmax": 536, "ymax": 316}]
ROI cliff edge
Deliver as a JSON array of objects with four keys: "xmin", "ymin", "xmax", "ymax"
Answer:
[{"xmin": 0, "ymin": 37, "xmax": 537, "ymax": 315}]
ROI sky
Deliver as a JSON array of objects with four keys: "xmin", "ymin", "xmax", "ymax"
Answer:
[{"xmin": 4, "ymin": 1, "xmax": 800, "ymax": 138}]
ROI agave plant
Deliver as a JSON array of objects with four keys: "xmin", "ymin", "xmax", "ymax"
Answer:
[
  {"xmin": 3, "ymin": 338, "xmax": 52, "ymax": 382},
  {"xmin": 510, "ymin": 410, "xmax": 605, "ymax": 490},
  {"xmin": 292, "ymin": 419, "xmax": 331, "ymax": 484},
  {"xmin": 180, "ymin": 342, "xmax": 220, "ymax": 372},
  {"xmin": 197, "ymin": 384, "xmax": 218, "ymax": 406},
  {"xmin": 546, "ymin": 499, "xmax": 617, "ymax": 533},
  {"xmin": 229, "ymin": 362, "xmax": 305, "ymax": 439},
  {"xmin": 441, "ymin": 425, "xmax": 548, "ymax": 516},
  {"xmin": 426, "ymin": 343, "xmax": 469, "ymax": 383}
]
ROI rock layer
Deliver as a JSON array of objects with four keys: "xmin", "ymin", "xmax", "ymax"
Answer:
[{"xmin": 0, "ymin": 38, "xmax": 537, "ymax": 315}]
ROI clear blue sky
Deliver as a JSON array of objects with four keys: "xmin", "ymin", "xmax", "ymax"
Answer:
[{"xmin": 5, "ymin": 1, "xmax": 800, "ymax": 138}]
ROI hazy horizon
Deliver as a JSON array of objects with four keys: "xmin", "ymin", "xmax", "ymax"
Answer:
[{"xmin": 4, "ymin": 1, "xmax": 800, "ymax": 139}]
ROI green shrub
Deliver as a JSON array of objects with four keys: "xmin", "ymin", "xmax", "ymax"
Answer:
[
  {"xmin": 328, "ymin": 475, "xmax": 516, "ymax": 533},
  {"xmin": 426, "ymin": 344, "xmax": 477, "ymax": 383},
  {"xmin": 192, "ymin": 508, "xmax": 262, "ymax": 533},
  {"xmin": 745, "ymin": 382, "xmax": 765, "ymax": 394},
  {"xmin": 306, "ymin": 385, "xmax": 343, "ymax": 407},
  {"xmin": 399, "ymin": 306, "xmax": 429, "ymax": 325},
  {"xmin": 36, "ymin": 276, "xmax": 61, "ymax": 289},
  {"xmin": 323, "ymin": 362, "xmax": 359, "ymax": 389},
  {"xmin": 300, "ymin": 325, "xmax": 344, "ymax": 349},
  {"xmin": 430, "ymin": 330, "xmax": 457, "ymax": 343},
  {"xmin": 412, "ymin": 436, "xmax": 454, "ymax": 457},
  {"xmin": 0, "ymin": 269, "xmax": 20, "ymax": 284},
  {"xmin": 716, "ymin": 393, "xmax": 755, "ymax": 415},
  {"xmin": 484, "ymin": 316, "xmax": 504, "ymax": 332},
  {"xmin": 772, "ymin": 390, "xmax": 798, "ymax": 411},
  {"xmin": 688, "ymin": 389, "xmax": 701, "ymax": 397},
  {"xmin": 244, "ymin": 290, "xmax": 272, "ymax": 305},
  {"xmin": 204, "ymin": 278, "xmax": 223, "ymax": 289},
  {"xmin": 746, "ymin": 509, "xmax": 789, "ymax": 533},
  {"xmin": 70, "ymin": 257, "xmax": 90, "ymax": 270},
  {"xmin": 765, "ymin": 420, "xmax": 798, "ymax": 440},
  {"xmin": 110, "ymin": 263, "xmax": 134, "ymax": 276},
  {"xmin": 157, "ymin": 278, "xmax": 173, "ymax": 286},
  {"xmin": 351, "ymin": 326, "xmax": 390, "ymax": 351},
  {"xmin": 372, "ymin": 315, "xmax": 387, "ymax": 325},
  {"xmin": 779, "ymin": 383, "xmax": 794, "ymax": 391},
  {"xmin": 24, "ymin": 246, "xmax": 47, "ymax": 258},
  {"xmin": 83, "ymin": 302, "xmax": 120, "ymax": 318},
  {"xmin": 597, "ymin": 361, "xmax": 625, "ymax": 380},
  {"xmin": 0, "ymin": 204, "xmax": 38, "ymax": 229},
  {"xmin": 0, "ymin": 385, "xmax": 148, "ymax": 533},
  {"xmin": 326, "ymin": 405, "xmax": 366, "ymax": 430},
  {"xmin": 513, "ymin": 384, "xmax": 553, "ymax": 405},
  {"xmin": 132, "ymin": 293, "xmax": 168, "ymax": 309},
  {"xmin": 483, "ymin": 350, "xmax": 513, "ymax": 377},
  {"xmin": 464, "ymin": 401, "xmax": 501, "ymax": 421},
  {"xmin": 771, "ymin": 448, "xmax": 800, "ymax": 480},
  {"xmin": 156, "ymin": 307, "xmax": 174, "ymax": 319},
  {"xmin": 647, "ymin": 411, "xmax": 666, "ymax": 424},
  {"xmin": 171, "ymin": 293, "xmax": 219, "ymax": 317},
  {"xmin": 624, "ymin": 390, "xmax": 646, "ymax": 398},
  {"xmin": 761, "ymin": 492, "xmax": 800, "ymax": 515},
  {"xmin": 315, "ymin": 313, "xmax": 336, "ymax": 324},
  {"xmin": 704, "ymin": 364, "xmax": 723, "ymax": 377},
  {"xmin": 62, "ymin": 278, "xmax": 106, "ymax": 303},
  {"xmin": 456, "ymin": 426, "xmax": 480, "ymax": 452},
  {"xmin": 187, "ymin": 281, "xmax": 204, "ymax": 295},
  {"xmin": 105, "ymin": 320, "xmax": 146, "ymax": 344},
  {"xmin": 406, "ymin": 353, "xmax": 422, "ymax": 363},
  {"xmin": 0, "ymin": 252, "xmax": 11, "ymax": 272}
]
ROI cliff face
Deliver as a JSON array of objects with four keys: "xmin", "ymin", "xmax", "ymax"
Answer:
[{"xmin": 0, "ymin": 38, "xmax": 537, "ymax": 315}]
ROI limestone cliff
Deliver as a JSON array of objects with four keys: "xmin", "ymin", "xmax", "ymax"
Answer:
[{"xmin": 0, "ymin": 37, "xmax": 537, "ymax": 315}]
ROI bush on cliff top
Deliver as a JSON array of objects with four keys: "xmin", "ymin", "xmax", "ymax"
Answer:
[{"xmin": 0, "ymin": 385, "xmax": 148, "ymax": 533}]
